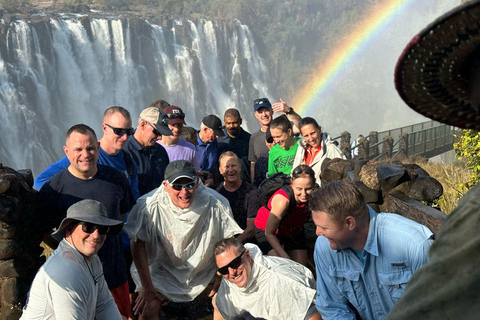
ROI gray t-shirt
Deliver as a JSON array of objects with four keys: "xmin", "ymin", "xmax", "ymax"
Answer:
[
  {"xmin": 248, "ymin": 129, "xmax": 268, "ymax": 162},
  {"xmin": 20, "ymin": 240, "xmax": 121, "ymax": 320}
]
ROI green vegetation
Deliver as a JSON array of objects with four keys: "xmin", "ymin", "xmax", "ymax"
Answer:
[
  {"xmin": 0, "ymin": 0, "xmax": 30, "ymax": 12},
  {"xmin": 454, "ymin": 129, "xmax": 480, "ymax": 190}
]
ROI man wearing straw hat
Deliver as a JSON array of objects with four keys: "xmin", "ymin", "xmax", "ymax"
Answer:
[
  {"xmin": 387, "ymin": 1, "xmax": 480, "ymax": 318},
  {"xmin": 20, "ymin": 200, "xmax": 124, "ymax": 319}
]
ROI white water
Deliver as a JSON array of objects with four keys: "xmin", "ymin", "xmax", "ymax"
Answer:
[{"xmin": 0, "ymin": 18, "xmax": 272, "ymax": 176}]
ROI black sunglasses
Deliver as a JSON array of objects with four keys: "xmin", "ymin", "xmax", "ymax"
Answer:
[
  {"xmin": 148, "ymin": 123, "xmax": 161, "ymax": 136},
  {"xmin": 79, "ymin": 221, "xmax": 123, "ymax": 235},
  {"xmin": 105, "ymin": 123, "xmax": 134, "ymax": 136},
  {"xmin": 217, "ymin": 250, "xmax": 246, "ymax": 275},
  {"xmin": 169, "ymin": 181, "xmax": 196, "ymax": 191}
]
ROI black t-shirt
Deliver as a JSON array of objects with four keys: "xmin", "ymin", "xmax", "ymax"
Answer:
[
  {"xmin": 217, "ymin": 181, "xmax": 255, "ymax": 229},
  {"xmin": 39, "ymin": 164, "xmax": 136, "ymax": 289}
]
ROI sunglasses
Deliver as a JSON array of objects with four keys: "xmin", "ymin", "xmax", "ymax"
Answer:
[
  {"xmin": 217, "ymin": 250, "xmax": 246, "ymax": 275},
  {"xmin": 169, "ymin": 181, "xmax": 196, "ymax": 191},
  {"xmin": 148, "ymin": 123, "xmax": 161, "ymax": 136},
  {"xmin": 79, "ymin": 221, "xmax": 123, "ymax": 235},
  {"xmin": 166, "ymin": 111, "xmax": 185, "ymax": 120},
  {"xmin": 105, "ymin": 123, "xmax": 134, "ymax": 136}
]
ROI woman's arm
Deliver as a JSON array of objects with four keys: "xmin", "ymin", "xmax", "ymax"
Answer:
[{"xmin": 265, "ymin": 194, "xmax": 290, "ymax": 259}]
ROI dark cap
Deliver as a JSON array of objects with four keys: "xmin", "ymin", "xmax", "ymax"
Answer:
[
  {"xmin": 202, "ymin": 115, "xmax": 225, "ymax": 137},
  {"xmin": 163, "ymin": 105, "xmax": 186, "ymax": 126},
  {"xmin": 51, "ymin": 200, "xmax": 124, "ymax": 242},
  {"xmin": 164, "ymin": 160, "xmax": 197, "ymax": 184},
  {"xmin": 253, "ymin": 98, "xmax": 272, "ymax": 112}
]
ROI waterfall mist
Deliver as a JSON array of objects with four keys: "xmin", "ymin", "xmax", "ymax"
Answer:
[{"xmin": 0, "ymin": 18, "xmax": 271, "ymax": 176}]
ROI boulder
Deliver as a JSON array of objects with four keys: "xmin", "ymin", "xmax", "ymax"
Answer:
[
  {"xmin": 407, "ymin": 176, "xmax": 444, "ymax": 202},
  {"xmin": 376, "ymin": 163, "xmax": 407, "ymax": 193}
]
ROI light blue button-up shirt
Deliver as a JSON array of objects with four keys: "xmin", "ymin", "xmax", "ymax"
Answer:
[{"xmin": 314, "ymin": 207, "xmax": 434, "ymax": 320}]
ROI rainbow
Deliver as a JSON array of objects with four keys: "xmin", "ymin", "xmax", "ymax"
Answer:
[{"xmin": 294, "ymin": 0, "xmax": 416, "ymax": 115}]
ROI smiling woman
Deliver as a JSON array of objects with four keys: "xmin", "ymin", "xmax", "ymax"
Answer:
[
  {"xmin": 267, "ymin": 115, "xmax": 302, "ymax": 177},
  {"xmin": 254, "ymin": 165, "xmax": 315, "ymax": 267}
]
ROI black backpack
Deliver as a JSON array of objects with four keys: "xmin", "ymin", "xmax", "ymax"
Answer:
[{"xmin": 257, "ymin": 172, "xmax": 296, "ymax": 212}]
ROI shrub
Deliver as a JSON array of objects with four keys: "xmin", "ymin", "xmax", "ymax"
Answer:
[{"xmin": 453, "ymin": 129, "xmax": 480, "ymax": 190}]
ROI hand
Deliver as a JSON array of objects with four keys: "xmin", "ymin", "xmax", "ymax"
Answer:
[
  {"xmin": 272, "ymin": 98, "xmax": 292, "ymax": 114},
  {"xmin": 133, "ymin": 286, "xmax": 165, "ymax": 317}
]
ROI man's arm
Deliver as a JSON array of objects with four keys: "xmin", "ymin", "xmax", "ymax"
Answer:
[
  {"xmin": 236, "ymin": 218, "xmax": 255, "ymax": 243},
  {"xmin": 34, "ymin": 156, "xmax": 70, "ymax": 190},
  {"xmin": 130, "ymin": 239, "xmax": 164, "ymax": 317}
]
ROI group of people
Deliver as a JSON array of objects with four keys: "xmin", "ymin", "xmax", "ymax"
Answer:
[{"xmin": 19, "ymin": 1, "xmax": 480, "ymax": 319}]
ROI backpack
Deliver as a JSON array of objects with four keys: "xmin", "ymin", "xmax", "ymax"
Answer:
[{"xmin": 257, "ymin": 172, "xmax": 296, "ymax": 213}]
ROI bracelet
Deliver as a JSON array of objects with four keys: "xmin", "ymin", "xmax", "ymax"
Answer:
[{"xmin": 285, "ymin": 107, "xmax": 294, "ymax": 114}]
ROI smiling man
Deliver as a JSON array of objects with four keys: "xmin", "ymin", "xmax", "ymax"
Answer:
[
  {"xmin": 217, "ymin": 151, "xmax": 255, "ymax": 243},
  {"xmin": 212, "ymin": 237, "xmax": 321, "ymax": 320},
  {"xmin": 158, "ymin": 105, "xmax": 200, "ymax": 170},
  {"xmin": 21, "ymin": 200, "xmax": 124, "ymax": 320},
  {"xmin": 310, "ymin": 180, "xmax": 433, "ymax": 320},
  {"xmin": 124, "ymin": 160, "xmax": 242, "ymax": 320}
]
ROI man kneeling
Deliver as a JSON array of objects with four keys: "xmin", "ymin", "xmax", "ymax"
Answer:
[
  {"xmin": 213, "ymin": 237, "xmax": 322, "ymax": 320},
  {"xmin": 21, "ymin": 200, "xmax": 124, "ymax": 319}
]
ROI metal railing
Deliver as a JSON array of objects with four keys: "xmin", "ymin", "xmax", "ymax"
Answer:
[{"xmin": 337, "ymin": 120, "xmax": 458, "ymax": 160}]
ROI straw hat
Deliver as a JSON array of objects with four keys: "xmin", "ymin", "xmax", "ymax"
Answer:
[{"xmin": 395, "ymin": 0, "xmax": 480, "ymax": 130}]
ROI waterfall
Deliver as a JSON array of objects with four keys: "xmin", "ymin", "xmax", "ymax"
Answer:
[{"xmin": 0, "ymin": 17, "xmax": 272, "ymax": 176}]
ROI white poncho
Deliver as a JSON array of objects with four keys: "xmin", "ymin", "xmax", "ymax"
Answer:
[
  {"xmin": 124, "ymin": 182, "xmax": 243, "ymax": 302},
  {"xmin": 216, "ymin": 244, "xmax": 317, "ymax": 320}
]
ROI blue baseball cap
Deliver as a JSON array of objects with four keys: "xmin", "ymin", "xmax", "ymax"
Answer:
[{"xmin": 253, "ymin": 98, "xmax": 272, "ymax": 112}]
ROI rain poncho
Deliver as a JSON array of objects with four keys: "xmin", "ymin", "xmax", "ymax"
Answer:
[
  {"xmin": 124, "ymin": 182, "xmax": 243, "ymax": 302},
  {"xmin": 216, "ymin": 244, "xmax": 317, "ymax": 320}
]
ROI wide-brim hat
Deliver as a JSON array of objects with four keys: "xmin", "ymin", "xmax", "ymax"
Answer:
[
  {"xmin": 395, "ymin": 0, "xmax": 480, "ymax": 130},
  {"xmin": 52, "ymin": 199, "xmax": 124, "ymax": 241}
]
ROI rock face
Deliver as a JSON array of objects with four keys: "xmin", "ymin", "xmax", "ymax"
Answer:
[
  {"xmin": 320, "ymin": 159, "xmax": 447, "ymax": 233},
  {"xmin": 0, "ymin": 163, "xmax": 45, "ymax": 319}
]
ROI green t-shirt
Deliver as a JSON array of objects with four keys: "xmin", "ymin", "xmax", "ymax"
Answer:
[{"xmin": 267, "ymin": 137, "xmax": 301, "ymax": 176}]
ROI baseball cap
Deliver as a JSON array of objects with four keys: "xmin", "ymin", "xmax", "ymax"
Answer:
[
  {"xmin": 164, "ymin": 160, "xmax": 197, "ymax": 184},
  {"xmin": 253, "ymin": 98, "xmax": 272, "ymax": 112},
  {"xmin": 163, "ymin": 105, "xmax": 186, "ymax": 126},
  {"xmin": 51, "ymin": 200, "xmax": 124, "ymax": 241},
  {"xmin": 202, "ymin": 115, "xmax": 225, "ymax": 137},
  {"xmin": 139, "ymin": 107, "xmax": 173, "ymax": 136}
]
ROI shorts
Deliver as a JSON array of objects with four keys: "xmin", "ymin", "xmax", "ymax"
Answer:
[
  {"xmin": 110, "ymin": 281, "xmax": 130, "ymax": 317},
  {"xmin": 255, "ymin": 228, "xmax": 307, "ymax": 254}
]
